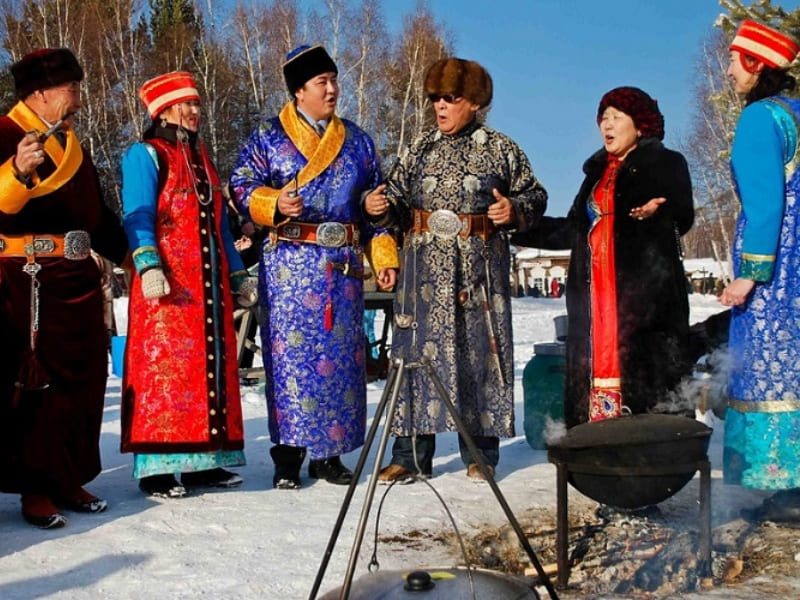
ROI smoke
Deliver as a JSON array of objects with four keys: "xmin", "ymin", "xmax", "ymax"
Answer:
[
  {"xmin": 542, "ymin": 415, "xmax": 568, "ymax": 445},
  {"xmin": 652, "ymin": 346, "xmax": 732, "ymax": 418}
]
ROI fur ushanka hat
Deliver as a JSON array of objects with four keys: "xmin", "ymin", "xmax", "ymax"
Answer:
[
  {"xmin": 11, "ymin": 48, "xmax": 83, "ymax": 99},
  {"xmin": 424, "ymin": 58, "xmax": 493, "ymax": 108}
]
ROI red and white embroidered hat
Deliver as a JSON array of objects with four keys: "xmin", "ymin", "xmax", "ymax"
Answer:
[
  {"xmin": 730, "ymin": 20, "xmax": 800, "ymax": 69},
  {"xmin": 138, "ymin": 71, "xmax": 200, "ymax": 118}
]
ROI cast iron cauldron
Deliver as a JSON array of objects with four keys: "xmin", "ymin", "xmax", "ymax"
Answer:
[
  {"xmin": 547, "ymin": 414, "xmax": 712, "ymax": 509},
  {"xmin": 319, "ymin": 567, "xmax": 539, "ymax": 599}
]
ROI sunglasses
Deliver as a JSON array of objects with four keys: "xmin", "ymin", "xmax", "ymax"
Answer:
[{"xmin": 428, "ymin": 94, "xmax": 461, "ymax": 104}]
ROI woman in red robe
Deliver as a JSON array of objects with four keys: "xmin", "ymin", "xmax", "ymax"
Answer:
[{"xmin": 121, "ymin": 72, "xmax": 255, "ymax": 497}]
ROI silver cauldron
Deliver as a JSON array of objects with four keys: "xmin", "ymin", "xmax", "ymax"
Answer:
[{"xmin": 319, "ymin": 567, "xmax": 540, "ymax": 599}]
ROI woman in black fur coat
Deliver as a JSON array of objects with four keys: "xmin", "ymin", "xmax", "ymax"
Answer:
[{"xmin": 512, "ymin": 87, "xmax": 694, "ymax": 427}]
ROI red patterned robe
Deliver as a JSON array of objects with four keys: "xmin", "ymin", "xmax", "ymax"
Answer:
[{"xmin": 121, "ymin": 133, "xmax": 243, "ymax": 455}]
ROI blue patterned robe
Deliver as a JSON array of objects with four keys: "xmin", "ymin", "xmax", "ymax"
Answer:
[
  {"xmin": 230, "ymin": 110, "xmax": 391, "ymax": 459},
  {"xmin": 724, "ymin": 96, "xmax": 800, "ymax": 490},
  {"xmin": 383, "ymin": 121, "xmax": 547, "ymax": 437}
]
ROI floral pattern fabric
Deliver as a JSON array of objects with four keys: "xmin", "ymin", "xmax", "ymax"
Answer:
[
  {"xmin": 724, "ymin": 96, "xmax": 800, "ymax": 490},
  {"xmin": 384, "ymin": 121, "xmax": 547, "ymax": 437},
  {"xmin": 121, "ymin": 134, "xmax": 244, "ymax": 457},
  {"xmin": 230, "ymin": 116, "xmax": 389, "ymax": 459}
]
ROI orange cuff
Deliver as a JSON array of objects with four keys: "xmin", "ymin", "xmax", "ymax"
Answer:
[
  {"xmin": 248, "ymin": 186, "xmax": 281, "ymax": 226},
  {"xmin": 366, "ymin": 233, "xmax": 399, "ymax": 273},
  {"xmin": 0, "ymin": 158, "xmax": 40, "ymax": 214}
]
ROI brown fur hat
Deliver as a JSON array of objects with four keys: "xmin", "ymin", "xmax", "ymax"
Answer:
[{"xmin": 424, "ymin": 58, "xmax": 492, "ymax": 108}]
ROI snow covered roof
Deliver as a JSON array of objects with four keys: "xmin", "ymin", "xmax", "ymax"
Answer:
[
  {"xmin": 513, "ymin": 247, "xmax": 571, "ymax": 260},
  {"xmin": 683, "ymin": 258, "xmax": 724, "ymax": 278}
]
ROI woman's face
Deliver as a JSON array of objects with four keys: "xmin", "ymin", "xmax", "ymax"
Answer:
[
  {"xmin": 431, "ymin": 94, "xmax": 480, "ymax": 135},
  {"xmin": 162, "ymin": 100, "xmax": 201, "ymax": 132},
  {"xmin": 598, "ymin": 106, "xmax": 639, "ymax": 160},
  {"xmin": 727, "ymin": 50, "xmax": 761, "ymax": 94}
]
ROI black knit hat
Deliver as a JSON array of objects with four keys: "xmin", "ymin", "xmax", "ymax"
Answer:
[
  {"xmin": 11, "ymin": 48, "xmax": 84, "ymax": 99},
  {"xmin": 282, "ymin": 45, "xmax": 337, "ymax": 95},
  {"xmin": 597, "ymin": 87, "xmax": 665, "ymax": 140}
]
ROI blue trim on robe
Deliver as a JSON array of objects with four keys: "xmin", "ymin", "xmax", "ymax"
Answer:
[
  {"xmin": 730, "ymin": 101, "xmax": 792, "ymax": 281},
  {"xmin": 121, "ymin": 141, "xmax": 247, "ymax": 477}
]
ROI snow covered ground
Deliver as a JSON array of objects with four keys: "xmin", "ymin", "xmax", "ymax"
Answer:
[{"xmin": 0, "ymin": 294, "xmax": 791, "ymax": 599}]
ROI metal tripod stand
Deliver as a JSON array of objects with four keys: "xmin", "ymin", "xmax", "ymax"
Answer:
[{"xmin": 308, "ymin": 355, "xmax": 560, "ymax": 600}]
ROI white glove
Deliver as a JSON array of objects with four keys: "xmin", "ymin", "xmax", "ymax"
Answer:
[
  {"xmin": 141, "ymin": 268, "xmax": 170, "ymax": 299},
  {"xmin": 236, "ymin": 277, "xmax": 258, "ymax": 307}
]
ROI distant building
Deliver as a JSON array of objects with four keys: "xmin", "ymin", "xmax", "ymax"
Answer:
[
  {"xmin": 683, "ymin": 257, "xmax": 729, "ymax": 294},
  {"xmin": 511, "ymin": 247, "xmax": 570, "ymax": 298},
  {"xmin": 510, "ymin": 250, "xmax": 728, "ymax": 297}
]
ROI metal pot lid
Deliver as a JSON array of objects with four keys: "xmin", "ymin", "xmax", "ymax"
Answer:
[
  {"xmin": 547, "ymin": 413, "xmax": 712, "ymax": 450},
  {"xmin": 532, "ymin": 342, "xmax": 566, "ymax": 356},
  {"xmin": 319, "ymin": 567, "xmax": 539, "ymax": 599}
]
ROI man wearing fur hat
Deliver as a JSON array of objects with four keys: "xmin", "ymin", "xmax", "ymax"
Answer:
[
  {"xmin": 230, "ymin": 45, "xmax": 398, "ymax": 489},
  {"xmin": 364, "ymin": 57, "xmax": 548, "ymax": 482},
  {"xmin": 0, "ymin": 48, "xmax": 128, "ymax": 527}
]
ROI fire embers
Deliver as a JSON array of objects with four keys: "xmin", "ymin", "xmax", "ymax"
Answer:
[{"xmin": 460, "ymin": 502, "xmax": 800, "ymax": 598}]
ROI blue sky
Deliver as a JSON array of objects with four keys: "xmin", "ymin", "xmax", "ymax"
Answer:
[{"xmin": 381, "ymin": 0, "xmax": 746, "ymax": 214}]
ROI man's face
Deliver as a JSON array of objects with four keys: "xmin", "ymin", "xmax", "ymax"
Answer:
[
  {"xmin": 38, "ymin": 80, "xmax": 82, "ymax": 124},
  {"xmin": 429, "ymin": 94, "xmax": 480, "ymax": 136},
  {"xmin": 295, "ymin": 72, "xmax": 339, "ymax": 121}
]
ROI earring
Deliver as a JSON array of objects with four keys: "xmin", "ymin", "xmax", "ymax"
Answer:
[{"xmin": 160, "ymin": 116, "xmax": 167, "ymax": 128}]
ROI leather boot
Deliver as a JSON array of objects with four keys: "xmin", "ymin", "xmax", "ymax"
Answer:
[
  {"xmin": 271, "ymin": 445, "xmax": 306, "ymax": 489},
  {"xmin": 308, "ymin": 456, "xmax": 353, "ymax": 485}
]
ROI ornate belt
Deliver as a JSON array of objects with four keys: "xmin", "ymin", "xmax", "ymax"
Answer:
[
  {"xmin": 410, "ymin": 209, "xmax": 497, "ymax": 241},
  {"xmin": 0, "ymin": 231, "xmax": 91, "ymax": 260},
  {"xmin": 273, "ymin": 221, "xmax": 359, "ymax": 248}
]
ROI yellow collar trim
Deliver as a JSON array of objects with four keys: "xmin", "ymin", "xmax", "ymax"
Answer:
[
  {"xmin": 7, "ymin": 101, "xmax": 83, "ymax": 197},
  {"xmin": 278, "ymin": 101, "xmax": 345, "ymax": 191}
]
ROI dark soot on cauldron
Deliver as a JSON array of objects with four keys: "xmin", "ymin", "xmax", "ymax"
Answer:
[{"xmin": 547, "ymin": 414, "xmax": 712, "ymax": 508}]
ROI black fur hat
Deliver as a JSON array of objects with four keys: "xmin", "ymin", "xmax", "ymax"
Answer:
[
  {"xmin": 283, "ymin": 45, "xmax": 338, "ymax": 95},
  {"xmin": 11, "ymin": 48, "xmax": 84, "ymax": 99}
]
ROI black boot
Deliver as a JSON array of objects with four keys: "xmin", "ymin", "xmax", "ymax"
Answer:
[
  {"xmin": 139, "ymin": 474, "xmax": 187, "ymax": 498},
  {"xmin": 308, "ymin": 456, "xmax": 353, "ymax": 485},
  {"xmin": 748, "ymin": 489, "xmax": 800, "ymax": 524},
  {"xmin": 270, "ymin": 445, "xmax": 306, "ymax": 489},
  {"xmin": 181, "ymin": 468, "xmax": 243, "ymax": 489}
]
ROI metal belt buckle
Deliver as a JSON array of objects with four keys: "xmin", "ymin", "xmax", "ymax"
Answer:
[
  {"xmin": 316, "ymin": 222, "xmax": 347, "ymax": 247},
  {"xmin": 0, "ymin": 238, "xmax": 6, "ymax": 252},
  {"xmin": 32, "ymin": 238, "xmax": 56, "ymax": 253},
  {"xmin": 63, "ymin": 230, "xmax": 91, "ymax": 260},
  {"xmin": 428, "ymin": 209, "xmax": 463, "ymax": 240},
  {"xmin": 281, "ymin": 224, "xmax": 301, "ymax": 240}
]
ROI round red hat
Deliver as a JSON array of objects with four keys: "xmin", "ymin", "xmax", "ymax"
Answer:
[
  {"xmin": 138, "ymin": 71, "xmax": 200, "ymax": 118},
  {"xmin": 730, "ymin": 20, "xmax": 800, "ymax": 69}
]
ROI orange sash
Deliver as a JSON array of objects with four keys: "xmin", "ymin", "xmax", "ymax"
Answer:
[
  {"xmin": 248, "ymin": 102, "xmax": 345, "ymax": 226},
  {"xmin": 0, "ymin": 101, "xmax": 83, "ymax": 214}
]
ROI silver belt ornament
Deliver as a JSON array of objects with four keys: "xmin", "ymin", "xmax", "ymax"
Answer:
[
  {"xmin": 316, "ymin": 222, "xmax": 349, "ymax": 247},
  {"xmin": 17, "ymin": 230, "xmax": 88, "ymax": 392},
  {"xmin": 427, "ymin": 209, "xmax": 462, "ymax": 240},
  {"xmin": 62, "ymin": 230, "xmax": 92, "ymax": 260},
  {"xmin": 280, "ymin": 222, "xmax": 351, "ymax": 248}
]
